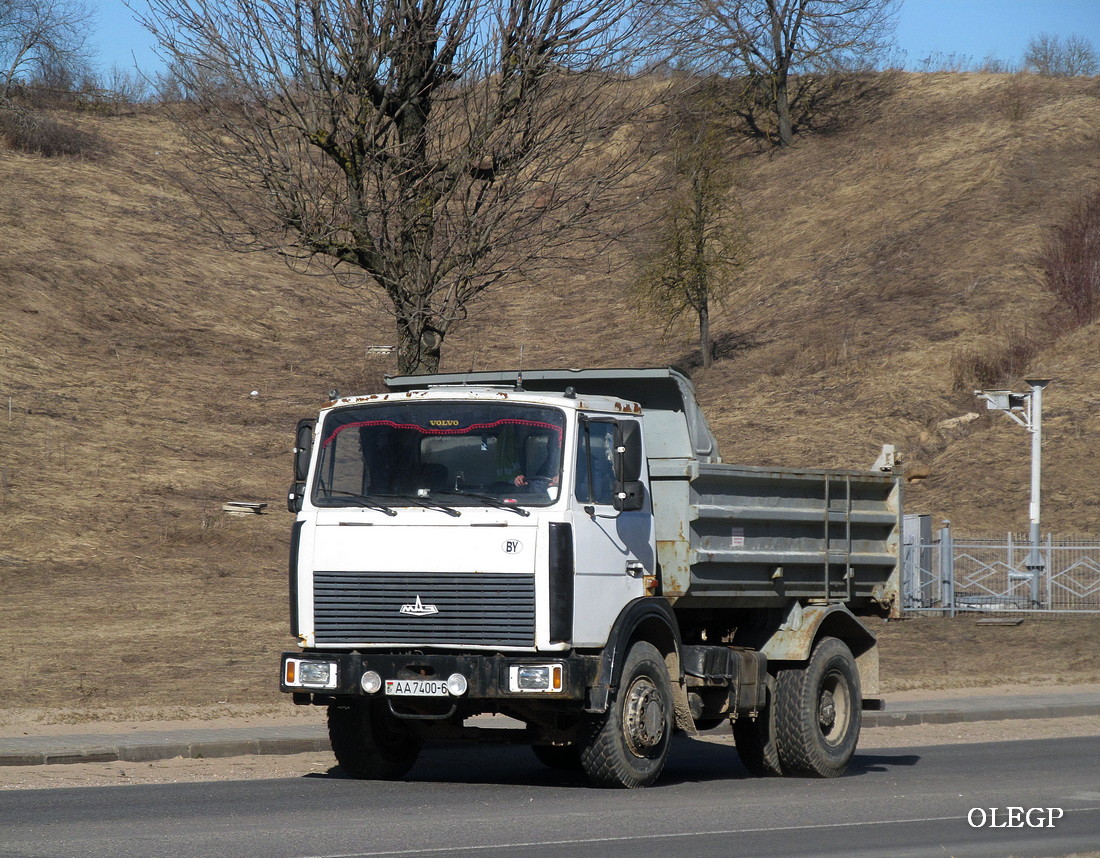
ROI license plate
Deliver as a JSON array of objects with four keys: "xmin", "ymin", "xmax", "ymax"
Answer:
[{"xmin": 385, "ymin": 678, "xmax": 448, "ymax": 696}]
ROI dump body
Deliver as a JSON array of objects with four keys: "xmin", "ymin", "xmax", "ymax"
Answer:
[{"xmin": 652, "ymin": 460, "xmax": 900, "ymax": 613}]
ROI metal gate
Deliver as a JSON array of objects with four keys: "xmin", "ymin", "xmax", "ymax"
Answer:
[{"xmin": 902, "ymin": 516, "xmax": 1100, "ymax": 614}]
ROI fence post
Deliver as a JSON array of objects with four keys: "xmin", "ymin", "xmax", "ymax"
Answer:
[
  {"xmin": 1045, "ymin": 533, "xmax": 1053, "ymax": 609},
  {"xmin": 940, "ymin": 523, "xmax": 955, "ymax": 618},
  {"xmin": 901, "ymin": 538, "xmax": 913, "ymax": 610}
]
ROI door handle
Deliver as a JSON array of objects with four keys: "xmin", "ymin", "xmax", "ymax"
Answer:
[{"xmin": 626, "ymin": 561, "xmax": 645, "ymax": 578}]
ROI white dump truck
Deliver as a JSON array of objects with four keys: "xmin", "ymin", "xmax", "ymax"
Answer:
[{"xmin": 280, "ymin": 368, "xmax": 900, "ymax": 788}]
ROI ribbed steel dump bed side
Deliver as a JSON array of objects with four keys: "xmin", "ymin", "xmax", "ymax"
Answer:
[{"xmin": 652, "ymin": 460, "xmax": 901, "ymax": 617}]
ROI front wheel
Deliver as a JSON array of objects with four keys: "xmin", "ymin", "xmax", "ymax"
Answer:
[
  {"xmin": 328, "ymin": 699, "xmax": 422, "ymax": 780},
  {"xmin": 774, "ymin": 636, "xmax": 861, "ymax": 778},
  {"xmin": 581, "ymin": 641, "xmax": 673, "ymax": 788}
]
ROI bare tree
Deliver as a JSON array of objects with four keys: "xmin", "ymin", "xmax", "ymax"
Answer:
[
  {"xmin": 137, "ymin": 0, "xmax": 655, "ymax": 374},
  {"xmin": 103, "ymin": 64, "xmax": 151, "ymax": 104},
  {"xmin": 648, "ymin": 0, "xmax": 898, "ymax": 147},
  {"xmin": 634, "ymin": 93, "xmax": 747, "ymax": 367},
  {"xmin": 0, "ymin": 0, "xmax": 94, "ymax": 97},
  {"xmin": 1024, "ymin": 33, "xmax": 1098, "ymax": 77}
]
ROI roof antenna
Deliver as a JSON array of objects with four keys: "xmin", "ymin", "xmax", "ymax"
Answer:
[{"xmin": 516, "ymin": 283, "xmax": 531, "ymax": 390}]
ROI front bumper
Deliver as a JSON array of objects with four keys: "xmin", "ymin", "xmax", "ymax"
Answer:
[{"xmin": 280, "ymin": 650, "xmax": 599, "ymax": 703}]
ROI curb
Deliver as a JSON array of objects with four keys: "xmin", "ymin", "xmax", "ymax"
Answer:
[
  {"xmin": 0, "ymin": 727, "xmax": 331, "ymax": 768},
  {"xmin": 864, "ymin": 693, "xmax": 1100, "ymax": 729},
  {"xmin": 3, "ymin": 698, "xmax": 1099, "ymax": 767}
]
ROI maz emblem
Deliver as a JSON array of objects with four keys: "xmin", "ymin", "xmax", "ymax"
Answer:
[{"xmin": 399, "ymin": 595, "xmax": 439, "ymax": 616}]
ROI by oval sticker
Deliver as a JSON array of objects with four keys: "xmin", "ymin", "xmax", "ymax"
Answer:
[{"xmin": 503, "ymin": 539, "xmax": 523, "ymax": 554}]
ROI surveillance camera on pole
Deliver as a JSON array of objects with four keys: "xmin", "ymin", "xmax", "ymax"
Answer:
[{"xmin": 974, "ymin": 378, "xmax": 1051, "ymax": 607}]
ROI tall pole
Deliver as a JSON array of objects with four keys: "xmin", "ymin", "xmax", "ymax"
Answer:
[{"xmin": 1024, "ymin": 378, "xmax": 1050, "ymax": 606}]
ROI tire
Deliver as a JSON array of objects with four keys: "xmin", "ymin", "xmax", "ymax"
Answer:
[
  {"xmin": 774, "ymin": 637, "xmax": 861, "ymax": 778},
  {"xmin": 328, "ymin": 699, "xmax": 422, "ymax": 780},
  {"xmin": 580, "ymin": 641, "xmax": 673, "ymax": 789},
  {"xmin": 732, "ymin": 679, "xmax": 783, "ymax": 777},
  {"xmin": 532, "ymin": 744, "xmax": 584, "ymax": 771}
]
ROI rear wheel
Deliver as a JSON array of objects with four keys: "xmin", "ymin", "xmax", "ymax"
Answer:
[
  {"xmin": 580, "ymin": 641, "xmax": 673, "ymax": 788},
  {"xmin": 774, "ymin": 637, "xmax": 861, "ymax": 778},
  {"xmin": 732, "ymin": 679, "xmax": 783, "ymax": 777},
  {"xmin": 328, "ymin": 699, "xmax": 422, "ymax": 780}
]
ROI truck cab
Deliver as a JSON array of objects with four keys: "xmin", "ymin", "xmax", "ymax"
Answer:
[{"xmin": 287, "ymin": 381, "xmax": 654, "ymax": 651}]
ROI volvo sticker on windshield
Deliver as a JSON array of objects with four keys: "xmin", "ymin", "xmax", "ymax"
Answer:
[{"xmin": 399, "ymin": 595, "xmax": 439, "ymax": 616}]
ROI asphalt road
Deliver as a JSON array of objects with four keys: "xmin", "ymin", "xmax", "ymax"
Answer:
[{"xmin": 3, "ymin": 735, "xmax": 1098, "ymax": 858}]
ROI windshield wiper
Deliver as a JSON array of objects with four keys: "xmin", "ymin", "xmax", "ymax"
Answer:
[
  {"xmin": 317, "ymin": 488, "xmax": 398, "ymax": 516},
  {"xmin": 372, "ymin": 493, "xmax": 461, "ymax": 517},
  {"xmin": 431, "ymin": 490, "xmax": 531, "ymax": 517}
]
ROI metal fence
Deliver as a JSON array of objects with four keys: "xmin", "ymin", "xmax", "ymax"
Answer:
[{"xmin": 902, "ymin": 517, "xmax": 1100, "ymax": 614}]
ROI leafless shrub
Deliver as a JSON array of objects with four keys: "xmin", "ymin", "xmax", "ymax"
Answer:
[
  {"xmin": 978, "ymin": 54, "xmax": 1019, "ymax": 74},
  {"xmin": 997, "ymin": 73, "xmax": 1039, "ymax": 122},
  {"xmin": 0, "ymin": 102, "xmax": 104, "ymax": 157},
  {"xmin": 99, "ymin": 65, "xmax": 151, "ymax": 108},
  {"xmin": 917, "ymin": 51, "xmax": 973, "ymax": 73},
  {"xmin": 1042, "ymin": 190, "xmax": 1100, "ymax": 327}
]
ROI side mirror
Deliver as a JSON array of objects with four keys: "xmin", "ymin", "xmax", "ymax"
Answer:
[
  {"xmin": 613, "ymin": 421, "xmax": 644, "ymax": 511},
  {"xmin": 294, "ymin": 418, "xmax": 315, "ymax": 482},
  {"xmin": 613, "ymin": 421, "xmax": 643, "ymax": 482},
  {"xmin": 287, "ymin": 481, "xmax": 305, "ymax": 513}
]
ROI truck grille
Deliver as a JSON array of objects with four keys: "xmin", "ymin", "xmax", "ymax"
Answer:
[{"xmin": 312, "ymin": 571, "xmax": 536, "ymax": 647}]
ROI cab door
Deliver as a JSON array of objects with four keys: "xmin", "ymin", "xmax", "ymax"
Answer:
[{"xmin": 569, "ymin": 416, "xmax": 655, "ymax": 647}]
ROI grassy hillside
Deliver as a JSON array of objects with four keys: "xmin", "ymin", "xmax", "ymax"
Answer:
[{"xmin": 1, "ymin": 72, "xmax": 1099, "ymax": 710}]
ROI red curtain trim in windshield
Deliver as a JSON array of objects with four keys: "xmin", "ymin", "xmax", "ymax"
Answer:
[{"xmin": 321, "ymin": 418, "xmax": 563, "ymax": 448}]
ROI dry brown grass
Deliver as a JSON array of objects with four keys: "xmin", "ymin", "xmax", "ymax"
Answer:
[
  {"xmin": 874, "ymin": 614, "xmax": 1100, "ymax": 692},
  {"xmin": 1, "ymin": 73, "xmax": 1100, "ymax": 714}
]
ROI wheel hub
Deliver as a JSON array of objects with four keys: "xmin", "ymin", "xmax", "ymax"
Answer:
[
  {"xmin": 817, "ymin": 669, "xmax": 852, "ymax": 747},
  {"xmin": 818, "ymin": 689, "xmax": 837, "ymax": 732},
  {"xmin": 623, "ymin": 677, "xmax": 665, "ymax": 755}
]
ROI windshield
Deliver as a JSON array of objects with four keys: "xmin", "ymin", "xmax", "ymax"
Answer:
[{"xmin": 313, "ymin": 401, "xmax": 566, "ymax": 509}]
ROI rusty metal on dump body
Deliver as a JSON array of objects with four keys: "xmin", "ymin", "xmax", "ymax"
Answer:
[{"xmin": 656, "ymin": 537, "xmax": 691, "ymax": 597}]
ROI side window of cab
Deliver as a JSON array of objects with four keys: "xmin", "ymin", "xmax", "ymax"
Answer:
[{"xmin": 575, "ymin": 419, "xmax": 616, "ymax": 505}]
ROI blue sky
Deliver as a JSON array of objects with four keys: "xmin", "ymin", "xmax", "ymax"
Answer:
[
  {"xmin": 92, "ymin": 0, "xmax": 1100, "ymax": 75},
  {"xmin": 894, "ymin": 0, "xmax": 1100, "ymax": 67}
]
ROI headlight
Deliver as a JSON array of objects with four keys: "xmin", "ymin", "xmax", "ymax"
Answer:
[
  {"xmin": 508, "ymin": 663, "xmax": 563, "ymax": 693},
  {"xmin": 284, "ymin": 658, "xmax": 338, "ymax": 689}
]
